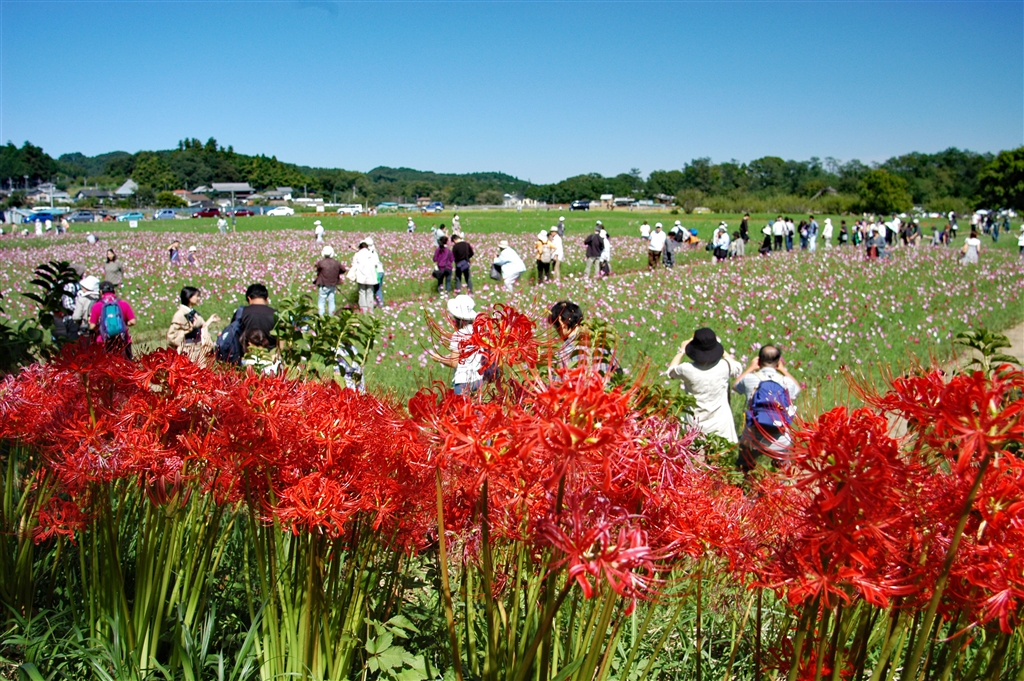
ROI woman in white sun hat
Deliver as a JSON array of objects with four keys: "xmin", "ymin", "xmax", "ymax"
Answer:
[
  {"xmin": 429, "ymin": 294, "xmax": 484, "ymax": 395},
  {"xmin": 314, "ymin": 220, "xmax": 325, "ymax": 243}
]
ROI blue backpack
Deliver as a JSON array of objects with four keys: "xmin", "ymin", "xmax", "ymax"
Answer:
[
  {"xmin": 99, "ymin": 299, "xmax": 127, "ymax": 341},
  {"xmin": 215, "ymin": 307, "xmax": 246, "ymax": 365},
  {"xmin": 746, "ymin": 379, "xmax": 793, "ymax": 430}
]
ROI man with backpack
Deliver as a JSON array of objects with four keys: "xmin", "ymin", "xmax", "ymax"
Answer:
[
  {"xmin": 733, "ymin": 344, "xmax": 800, "ymax": 473},
  {"xmin": 88, "ymin": 281, "xmax": 137, "ymax": 358},
  {"xmin": 216, "ymin": 283, "xmax": 277, "ymax": 365}
]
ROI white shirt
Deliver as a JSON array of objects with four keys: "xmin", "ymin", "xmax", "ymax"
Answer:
[
  {"xmin": 350, "ymin": 248, "xmax": 378, "ymax": 285},
  {"xmin": 822, "ymin": 219, "xmax": 833, "ymax": 238},
  {"xmin": 713, "ymin": 230, "xmax": 730, "ymax": 248},
  {"xmin": 549, "ymin": 234, "xmax": 564, "ymax": 260},
  {"xmin": 648, "ymin": 229, "xmax": 667, "ymax": 251},
  {"xmin": 667, "ymin": 357, "xmax": 743, "ymax": 442},
  {"xmin": 451, "ymin": 325, "xmax": 484, "ymax": 385},
  {"xmin": 314, "ymin": 225, "xmax": 325, "ymax": 237},
  {"xmin": 494, "ymin": 247, "xmax": 526, "ymax": 278},
  {"xmin": 772, "ymin": 220, "xmax": 786, "ymax": 236},
  {"xmin": 640, "ymin": 223, "xmax": 651, "ymax": 238}
]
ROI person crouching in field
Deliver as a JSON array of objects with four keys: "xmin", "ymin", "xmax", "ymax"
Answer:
[
  {"xmin": 493, "ymin": 240, "xmax": 526, "ymax": 291},
  {"xmin": 167, "ymin": 286, "xmax": 220, "ymax": 368}
]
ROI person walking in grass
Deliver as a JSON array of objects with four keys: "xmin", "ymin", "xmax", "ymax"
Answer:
[
  {"xmin": 535, "ymin": 230, "xmax": 555, "ymax": 284},
  {"xmin": 433, "ymin": 235, "xmax": 454, "ymax": 294},
  {"xmin": 314, "ymin": 246, "xmax": 346, "ymax": 316},
  {"xmin": 639, "ymin": 220, "xmax": 651, "ymax": 241},
  {"xmin": 361, "ymin": 237, "xmax": 385, "ymax": 307},
  {"xmin": 807, "ymin": 215, "xmax": 819, "ymax": 252},
  {"xmin": 548, "ymin": 226, "xmax": 564, "ymax": 279},
  {"xmin": 647, "ymin": 222, "xmax": 666, "ymax": 269},
  {"xmin": 583, "ymin": 223, "xmax": 603, "ymax": 278},
  {"xmin": 350, "ymin": 242, "xmax": 379, "ymax": 313},
  {"xmin": 103, "ymin": 249, "xmax": 124, "ymax": 288},
  {"xmin": 314, "ymin": 220, "xmax": 325, "ymax": 243},
  {"xmin": 451, "ymin": 233, "xmax": 474, "ymax": 293},
  {"xmin": 822, "ymin": 218, "xmax": 833, "ymax": 248},
  {"xmin": 960, "ymin": 230, "xmax": 981, "ymax": 265},
  {"xmin": 89, "ymin": 281, "xmax": 137, "ymax": 358},
  {"xmin": 557, "ymin": 215, "xmax": 566, "ymax": 237},
  {"xmin": 772, "ymin": 215, "xmax": 785, "ymax": 251}
]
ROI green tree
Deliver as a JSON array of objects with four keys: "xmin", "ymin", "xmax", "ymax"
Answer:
[
  {"xmin": 132, "ymin": 153, "xmax": 175, "ymax": 189},
  {"xmin": 857, "ymin": 169, "xmax": 912, "ymax": 214},
  {"xmin": 155, "ymin": 191, "xmax": 187, "ymax": 208},
  {"xmin": 476, "ymin": 189, "xmax": 505, "ymax": 205},
  {"xmin": 976, "ymin": 147, "xmax": 1024, "ymax": 209},
  {"xmin": 675, "ymin": 188, "xmax": 706, "ymax": 213}
]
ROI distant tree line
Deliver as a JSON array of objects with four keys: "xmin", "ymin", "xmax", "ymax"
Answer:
[{"xmin": 1, "ymin": 139, "xmax": 1021, "ymax": 213}]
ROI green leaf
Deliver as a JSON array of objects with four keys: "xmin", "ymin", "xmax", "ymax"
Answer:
[
  {"xmin": 17, "ymin": 663, "xmax": 45, "ymax": 681},
  {"xmin": 395, "ymin": 667, "xmax": 429, "ymax": 681},
  {"xmin": 375, "ymin": 645, "xmax": 404, "ymax": 671}
]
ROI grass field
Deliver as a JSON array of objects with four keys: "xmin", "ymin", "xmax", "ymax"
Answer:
[{"xmin": 2, "ymin": 210, "xmax": 1022, "ymax": 420}]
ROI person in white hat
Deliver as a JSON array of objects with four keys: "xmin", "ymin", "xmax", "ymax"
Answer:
[
  {"xmin": 493, "ymin": 240, "xmax": 526, "ymax": 291},
  {"xmin": 451, "ymin": 214, "xmax": 462, "ymax": 237},
  {"xmin": 647, "ymin": 222, "xmax": 666, "ymax": 270},
  {"xmin": 314, "ymin": 245, "xmax": 345, "ymax": 315},
  {"xmin": 314, "ymin": 220, "xmax": 325, "ymax": 243},
  {"xmin": 71, "ymin": 275, "xmax": 102, "ymax": 334},
  {"xmin": 187, "ymin": 245, "xmax": 198, "ymax": 266},
  {"xmin": 429, "ymin": 294, "xmax": 484, "ymax": 395},
  {"xmin": 535, "ymin": 230, "xmax": 555, "ymax": 284},
  {"xmin": 548, "ymin": 225, "xmax": 564, "ymax": 279},
  {"xmin": 712, "ymin": 223, "xmax": 731, "ymax": 262},
  {"xmin": 557, "ymin": 215, "xmax": 566, "ymax": 237},
  {"xmin": 822, "ymin": 217, "xmax": 834, "ymax": 248}
]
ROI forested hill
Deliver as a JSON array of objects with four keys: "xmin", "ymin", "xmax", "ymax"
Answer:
[{"xmin": 1, "ymin": 137, "xmax": 1019, "ymax": 211}]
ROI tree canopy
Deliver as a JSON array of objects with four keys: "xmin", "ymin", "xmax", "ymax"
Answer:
[{"xmin": 0, "ymin": 138, "xmax": 1013, "ymax": 210}]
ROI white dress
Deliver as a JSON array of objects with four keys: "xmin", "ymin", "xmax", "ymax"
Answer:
[{"xmin": 667, "ymin": 357, "xmax": 742, "ymax": 442}]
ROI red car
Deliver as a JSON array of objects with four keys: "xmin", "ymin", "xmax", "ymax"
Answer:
[
  {"xmin": 191, "ymin": 208, "xmax": 222, "ymax": 218},
  {"xmin": 231, "ymin": 209, "xmax": 255, "ymax": 217}
]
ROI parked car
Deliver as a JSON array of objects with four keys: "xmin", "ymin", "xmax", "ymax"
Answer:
[
  {"xmin": 191, "ymin": 207, "xmax": 222, "ymax": 218},
  {"xmin": 570, "ymin": 200, "xmax": 590, "ymax": 211},
  {"xmin": 266, "ymin": 206, "xmax": 295, "ymax": 217},
  {"xmin": 153, "ymin": 209, "xmax": 178, "ymax": 220},
  {"xmin": 67, "ymin": 211, "xmax": 96, "ymax": 223},
  {"xmin": 22, "ymin": 212, "xmax": 55, "ymax": 224},
  {"xmin": 421, "ymin": 201, "xmax": 444, "ymax": 213},
  {"xmin": 230, "ymin": 208, "xmax": 255, "ymax": 217},
  {"xmin": 336, "ymin": 204, "xmax": 363, "ymax": 216},
  {"xmin": 117, "ymin": 212, "xmax": 146, "ymax": 222}
]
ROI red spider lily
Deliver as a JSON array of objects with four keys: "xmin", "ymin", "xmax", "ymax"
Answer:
[
  {"xmin": 32, "ymin": 498, "xmax": 88, "ymax": 544},
  {"xmin": 755, "ymin": 407, "xmax": 926, "ymax": 608},
  {"xmin": 461, "ymin": 304, "xmax": 540, "ymax": 372},
  {"xmin": 274, "ymin": 472, "xmax": 361, "ymax": 537},
  {"xmin": 541, "ymin": 495, "xmax": 657, "ymax": 610}
]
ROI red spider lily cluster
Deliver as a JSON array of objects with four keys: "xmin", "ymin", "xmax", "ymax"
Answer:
[
  {"xmin": 753, "ymin": 366, "xmax": 1024, "ymax": 633},
  {"xmin": 1, "ymin": 306, "xmax": 1021, "ymax": 638}
]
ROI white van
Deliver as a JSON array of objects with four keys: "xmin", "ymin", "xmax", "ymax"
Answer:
[{"xmin": 337, "ymin": 204, "xmax": 364, "ymax": 216}]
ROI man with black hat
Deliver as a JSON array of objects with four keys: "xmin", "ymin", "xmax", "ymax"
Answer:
[{"xmin": 665, "ymin": 327, "xmax": 742, "ymax": 442}]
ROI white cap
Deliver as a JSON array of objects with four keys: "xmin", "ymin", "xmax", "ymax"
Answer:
[
  {"xmin": 447, "ymin": 294, "xmax": 477, "ymax": 321},
  {"xmin": 80, "ymin": 276, "xmax": 100, "ymax": 292},
  {"xmin": 596, "ymin": 220, "xmax": 602, "ymax": 226},
  {"xmin": 674, "ymin": 220, "xmax": 682, "ymax": 226},
  {"xmin": 188, "ymin": 245, "xmax": 197, "ymax": 252},
  {"xmin": 314, "ymin": 220, "xmax": 322, "ymax": 226},
  {"xmin": 498, "ymin": 239, "xmax": 510, "ymax": 249},
  {"xmin": 655, "ymin": 222, "xmax": 662, "ymax": 229},
  {"xmin": 321, "ymin": 246, "xmax": 335, "ymax": 257},
  {"xmin": 559, "ymin": 215, "xmax": 565, "ymax": 221},
  {"xmin": 537, "ymin": 230, "xmax": 548, "ymax": 241}
]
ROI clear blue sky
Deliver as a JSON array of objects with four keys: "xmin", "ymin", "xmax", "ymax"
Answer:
[{"xmin": 2, "ymin": 1, "xmax": 1021, "ymax": 183}]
